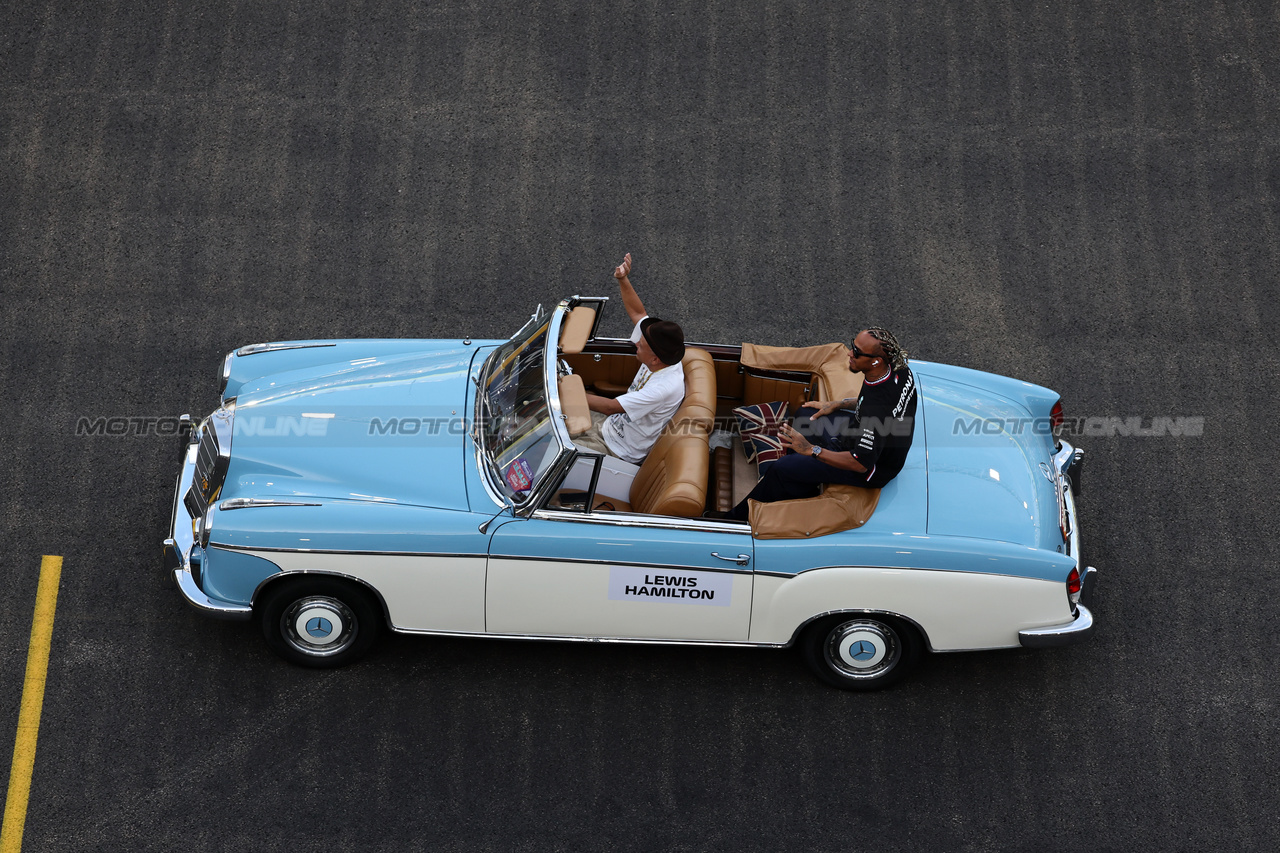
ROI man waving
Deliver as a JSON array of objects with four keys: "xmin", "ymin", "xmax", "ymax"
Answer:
[{"xmin": 574, "ymin": 254, "xmax": 687, "ymax": 465}]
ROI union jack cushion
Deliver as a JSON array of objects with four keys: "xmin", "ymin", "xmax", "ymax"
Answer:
[{"xmin": 732, "ymin": 401, "xmax": 790, "ymax": 471}]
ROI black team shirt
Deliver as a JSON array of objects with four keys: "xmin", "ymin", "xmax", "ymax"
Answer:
[{"xmin": 831, "ymin": 365, "xmax": 918, "ymax": 488}]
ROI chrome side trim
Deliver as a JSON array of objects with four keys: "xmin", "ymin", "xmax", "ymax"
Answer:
[
  {"xmin": 755, "ymin": 563, "xmax": 1068, "ymax": 582},
  {"xmin": 218, "ymin": 498, "xmax": 323, "ymax": 510},
  {"xmin": 1018, "ymin": 604, "xmax": 1095, "ymax": 648},
  {"xmin": 488, "ymin": 554, "xmax": 751, "ymax": 575},
  {"xmin": 214, "ymin": 542, "xmax": 485, "ymax": 559},
  {"xmin": 387, "ymin": 625, "xmax": 783, "ymax": 648},
  {"xmin": 532, "ymin": 508, "xmax": 752, "ymax": 534},
  {"xmin": 235, "ymin": 342, "xmax": 339, "ymax": 356}
]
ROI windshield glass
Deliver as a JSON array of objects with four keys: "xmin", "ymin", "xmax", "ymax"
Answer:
[{"xmin": 479, "ymin": 313, "xmax": 567, "ymax": 505}]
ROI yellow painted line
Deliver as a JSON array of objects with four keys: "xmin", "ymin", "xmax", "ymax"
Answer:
[{"xmin": 0, "ymin": 556, "xmax": 63, "ymax": 853}]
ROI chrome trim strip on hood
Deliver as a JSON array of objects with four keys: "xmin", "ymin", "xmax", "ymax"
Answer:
[
  {"xmin": 219, "ymin": 498, "xmax": 323, "ymax": 510},
  {"xmin": 236, "ymin": 342, "xmax": 339, "ymax": 356}
]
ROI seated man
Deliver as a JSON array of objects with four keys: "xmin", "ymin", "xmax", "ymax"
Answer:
[
  {"xmin": 574, "ymin": 253, "xmax": 686, "ymax": 465},
  {"xmin": 726, "ymin": 327, "xmax": 917, "ymax": 520}
]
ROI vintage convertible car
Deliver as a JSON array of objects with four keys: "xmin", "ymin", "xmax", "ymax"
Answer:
[{"xmin": 163, "ymin": 296, "xmax": 1095, "ymax": 690}]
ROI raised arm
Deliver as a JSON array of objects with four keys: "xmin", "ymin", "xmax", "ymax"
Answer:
[{"xmin": 613, "ymin": 253, "xmax": 647, "ymax": 324}]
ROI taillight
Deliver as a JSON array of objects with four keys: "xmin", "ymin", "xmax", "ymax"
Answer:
[
  {"xmin": 1066, "ymin": 567, "xmax": 1081, "ymax": 595},
  {"xmin": 1066, "ymin": 566, "xmax": 1082, "ymax": 607},
  {"xmin": 1050, "ymin": 400, "xmax": 1064, "ymax": 434}
]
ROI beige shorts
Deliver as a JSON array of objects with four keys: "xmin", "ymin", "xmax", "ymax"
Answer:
[{"xmin": 573, "ymin": 411, "xmax": 614, "ymax": 456}]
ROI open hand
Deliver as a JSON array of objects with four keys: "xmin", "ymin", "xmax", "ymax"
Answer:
[
  {"xmin": 802, "ymin": 400, "xmax": 839, "ymax": 418},
  {"xmin": 779, "ymin": 423, "xmax": 813, "ymax": 455},
  {"xmin": 614, "ymin": 253, "xmax": 632, "ymax": 280}
]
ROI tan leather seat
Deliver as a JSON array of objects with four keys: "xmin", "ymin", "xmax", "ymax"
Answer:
[
  {"xmin": 678, "ymin": 348, "xmax": 716, "ymax": 412},
  {"xmin": 665, "ymin": 347, "xmax": 716, "ymax": 438},
  {"xmin": 625, "ymin": 347, "xmax": 717, "ymax": 517},
  {"xmin": 630, "ymin": 430, "xmax": 710, "ymax": 517}
]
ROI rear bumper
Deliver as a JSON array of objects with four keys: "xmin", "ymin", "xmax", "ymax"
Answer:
[
  {"xmin": 1019, "ymin": 602, "xmax": 1095, "ymax": 648},
  {"xmin": 1041, "ymin": 439, "xmax": 1096, "ymax": 649}
]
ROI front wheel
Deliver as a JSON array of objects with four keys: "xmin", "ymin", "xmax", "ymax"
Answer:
[
  {"xmin": 258, "ymin": 577, "xmax": 382, "ymax": 668},
  {"xmin": 800, "ymin": 614, "xmax": 923, "ymax": 691}
]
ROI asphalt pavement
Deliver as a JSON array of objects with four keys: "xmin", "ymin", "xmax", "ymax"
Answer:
[{"xmin": 2, "ymin": 0, "xmax": 1278, "ymax": 850}]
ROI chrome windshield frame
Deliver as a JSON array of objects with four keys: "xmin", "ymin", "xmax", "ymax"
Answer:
[
  {"xmin": 542, "ymin": 299, "xmax": 575, "ymax": 453},
  {"xmin": 475, "ymin": 300, "xmax": 582, "ymax": 516}
]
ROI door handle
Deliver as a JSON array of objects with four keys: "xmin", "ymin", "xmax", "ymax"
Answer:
[{"xmin": 711, "ymin": 552, "xmax": 751, "ymax": 566}]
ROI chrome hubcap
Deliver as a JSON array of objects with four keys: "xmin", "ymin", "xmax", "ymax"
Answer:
[
  {"xmin": 282, "ymin": 596, "xmax": 357, "ymax": 657},
  {"xmin": 824, "ymin": 620, "xmax": 900, "ymax": 680}
]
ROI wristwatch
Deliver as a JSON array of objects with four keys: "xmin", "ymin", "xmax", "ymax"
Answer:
[{"xmin": 811, "ymin": 445, "xmax": 823, "ymax": 458}]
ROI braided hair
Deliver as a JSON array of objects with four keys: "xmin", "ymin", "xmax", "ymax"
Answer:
[{"xmin": 864, "ymin": 327, "xmax": 910, "ymax": 371}]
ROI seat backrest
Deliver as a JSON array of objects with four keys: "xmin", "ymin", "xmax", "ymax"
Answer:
[
  {"xmin": 666, "ymin": 347, "xmax": 716, "ymax": 437},
  {"xmin": 627, "ymin": 347, "xmax": 717, "ymax": 517},
  {"xmin": 679, "ymin": 348, "xmax": 716, "ymax": 412},
  {"xmin": 630, "ymin": 428, "xmax": 710, "ymax": 517}
]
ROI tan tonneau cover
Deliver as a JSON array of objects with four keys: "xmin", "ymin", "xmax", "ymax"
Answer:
[
  {"xmin": 740, "ymin": 342, "xmax": 864, "ymax": 403},
  {"xmin": 748, "ymin": 485, "xmax": 880, "ymax": 539}
]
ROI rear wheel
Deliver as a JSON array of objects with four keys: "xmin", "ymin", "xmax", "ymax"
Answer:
[
  {"xmin": 258, "ymin": 577, "xmax": 382, "ymax": 668},
  {"xmin": 800, "ymin": 614, "xmax": 922, "ymax": 690}
]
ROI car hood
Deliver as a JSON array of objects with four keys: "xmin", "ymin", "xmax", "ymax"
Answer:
[
  {"xmin": 221, "ymin": 346, "xmax": 479, "ymax": 510},
  {"xmin": 917, "ymin": 368, "xmax": 1064, "ymax": 551}
]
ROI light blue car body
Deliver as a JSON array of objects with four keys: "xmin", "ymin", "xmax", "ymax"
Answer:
[
  {"xmin": 165, "ymin": 306, "xmax": 1092, "ymax": 669},
  {"xmin": 189, "ymin": 339, "xmax": 1073, "ymax": 595}
]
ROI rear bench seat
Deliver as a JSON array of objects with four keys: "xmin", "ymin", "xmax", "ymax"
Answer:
[{"xmin": 710, "ymin": 343, "xmax": 866, "ymax": 513}]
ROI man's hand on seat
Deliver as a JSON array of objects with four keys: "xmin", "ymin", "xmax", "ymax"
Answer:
[{"xmin": 802, "ymin": 400, "xmax": 842, "ymax": 418}]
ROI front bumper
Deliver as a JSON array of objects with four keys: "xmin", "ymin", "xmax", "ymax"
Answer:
[{"xmin": 165, "ymin": 428, "xmax": 252, "ymax": 621}]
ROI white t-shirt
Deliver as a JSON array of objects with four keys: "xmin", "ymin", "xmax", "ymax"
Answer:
[{"xmin": 602, "ymin": 318, "xmax": 686, "ymax": 464}]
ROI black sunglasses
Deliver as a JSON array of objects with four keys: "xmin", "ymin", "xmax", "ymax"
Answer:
[{"xmin": 851, "ymin": 344, "xmax": 878, "ymax": 360}]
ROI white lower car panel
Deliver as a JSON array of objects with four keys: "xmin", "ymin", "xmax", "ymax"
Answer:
[
  {"xmin": 243, "ymin": 549, "xmax": 487, "ymax": 633},
  {"xmin": 486, "ymin": 559, "xmax": 754, "ymax": 641},
  {"xmin": 750, "ymin": 566, "xmax": 1073, "ymax": 651}
]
